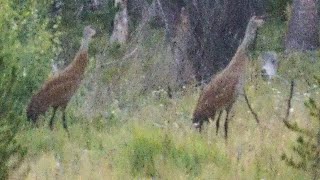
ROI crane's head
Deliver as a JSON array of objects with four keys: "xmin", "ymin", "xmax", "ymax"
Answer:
[
  {"xmin": 241, "ymin": 15, "xmax": 265, "ymax": 49},
  {"xmin": 192, "ymin": 113, "xmax": 209, "ymax": 132},
  {"xmin": 83, "ymin": 25, "xmax": 96, "ymax": 39},
  {"xmin": 246, "ymin": 16, "xmax": 265, "ymax": 35},
  {"xmin": 248, "ymin": 15, "xmax": 265, "ymax": 29}
]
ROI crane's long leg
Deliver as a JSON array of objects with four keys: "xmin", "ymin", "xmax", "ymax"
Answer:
[
  {"xmin": 62, "ymin": 108, "xmax": 68, "ymax": 131},
  {"xmin": 49, "ymin": 107, "xmax": 58, "ymax": 130},
  {"xmin": 216, "ymin": 110, "xmax": 223, "ymax": 135},
  {"xmin": 61, "ymin": 107, "xmax": 70, "ymax": 137},
  {"xmin": 224, "ymin": 105, "xmax": 233, "ymax": 140},
  {"xmin": 196, "ymin": 116, "xmax": 209, "ymax": 133},
  {"xmin": 198, "ymin": 119, "xmax": 205, "ymax": 132}
]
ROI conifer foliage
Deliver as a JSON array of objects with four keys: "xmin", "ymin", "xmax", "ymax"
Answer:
[{"xmin": 282, "ymin": 77, "xmax": 320, "ymax": 179}]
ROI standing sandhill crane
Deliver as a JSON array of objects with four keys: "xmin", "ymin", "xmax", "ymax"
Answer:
[
  {"xmin": 27, "ymin": 26, "xmax": 96, "ymax": 131},
  {"xmin": 192, "ymin": 16, "xmax": 264, "ymax": 139}
]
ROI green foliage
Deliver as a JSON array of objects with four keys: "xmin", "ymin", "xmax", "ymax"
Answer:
[
  {"xmin": 2, "ymin": 1, "xmax": 319, "ymax": 179},
  {"xmin": 282, "ymin": 78, "xmax": 320, "ymax": 179},
  {"xmin": 121, "ymin": 126, "xmax": 228, "ymax": 178},
  {"xmin": 108, "ymin": 43, "xmax": 126, "ymax": 59},
  {"xmin": 266, "ymin": 0, "xmax": 292, "ymax": 20},
  {"xmin": 0, "ymin": 79, "xmax": 27, "ymax": 180},
  {"xmin": 0, "ymin": 0, "xmax": 59, "ymax": 113},
  {"xmin": 53, "ymin": 0, "xmax": 118, "ymax": 67},
  {"xmin": 0, "ymin": 0, "xmax": 59, "ymax": 178},
  {"xmin": 255, "ymin": 19, "xmax": 286, "ymax": 53},
  {"xmin": 129, "ymin": 133, "xmax": 160, "ymax": 177},
  {"xmin": 90, "ymin": 110, "xmax": 122, "ymax": 132},
  {"xmin": 279, "ymin": 52, "xmax": 320, "ymax": 84},
  {"xmin": 59, "ymin": 0, "xmax": 117, "ymax": 35}
]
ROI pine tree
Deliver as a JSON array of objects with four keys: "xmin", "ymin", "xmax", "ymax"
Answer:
[{"xmin": 282, "ymin": 77, "xmax": 320, "ymax": 179}]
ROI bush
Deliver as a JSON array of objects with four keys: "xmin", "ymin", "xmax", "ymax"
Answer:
[
  {"xmin": 0, "ymin": 0, "xmax": 59, "ymax": 178},
  {"xmin": 282, "ymin": 77, "xmax": 320, "ymax": 179},
  {"xmin": 266, "ymin": 0, "xmax": 292, "ymax": 20},
  {"xmin": 0, "ymin": 74, "xmax": 27, "ymax": 180},
  {"xmin": 118, "ymin": 126, "xmax": 228, "ymax": 178},
  {"xmin": 0, "ymin": 0, "xmax": 60, "ymax": 113}
]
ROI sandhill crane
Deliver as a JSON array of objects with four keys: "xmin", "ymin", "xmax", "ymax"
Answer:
[
  {"xmin": 27, "ymin": 26, "xmax": 96, "ymax": 131},
  {"xmin": 192, "ymin": 16, "xmax": 264, "ymax": 139}
]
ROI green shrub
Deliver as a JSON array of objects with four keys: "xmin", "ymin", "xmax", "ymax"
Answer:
[
  {"xmin": 119, "ymin": 126, "xmax": 228, "ymax": 178},
  {"xmin": 255, "ymin": 19, "xmax": 287, "ymax": 53},
  {"xmin": 127, "ymin": 128, "xmax": 161, "ymax": 177},
  {"xmin": 279, "ymin": 52, "xmax": 320, "ymax": 85},
  {"xmin": 0, "ymin": 0, "xmax": 60, "ymax": 113},
  {"xmin": 266, "ymin": 0, "xmax": 292, "ymax": 20},
  {"xmin": 0, "ymin": 75, "xmax": 27, "ymax": 180},
  {"xmin": 0, "ymin": 0, "xmax": 59, "ymax": 178},
  {"xmin": 282, "ymin": 77, "xmax": 320, "ymax": 179}
]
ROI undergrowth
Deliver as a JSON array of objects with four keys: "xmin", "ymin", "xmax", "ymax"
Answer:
[{"xmin": 4, "ymin": 8, "xmax": 320, "ymax": 179}]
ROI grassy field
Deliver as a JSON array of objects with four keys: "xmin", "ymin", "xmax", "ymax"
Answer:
[
  {"xmin": 7, "ymin": 19, "xmax": 320, "ymax": 179},
  {"xmin": 9, "ymin": 76, "xmax": 315, "ymax": 179}
]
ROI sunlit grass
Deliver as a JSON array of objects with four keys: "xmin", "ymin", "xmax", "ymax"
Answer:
[
  {"xmin": 11, "ymin": 74, "xmax": 314, "ymax": 179},
  {"xmin": 9, "ymin": 22, "xmax": 320, "ymax": 179}
]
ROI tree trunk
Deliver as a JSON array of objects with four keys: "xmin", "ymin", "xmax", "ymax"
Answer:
[
  {"xmin": 185, "ymin": 0, "xmax": 266, "ymax": 83},
  {"xmin": 156, "ymin": 0, "xmax": 266, "ymax": 86},
  {"xmin": 128, "ymin": 0, "xmax": 266, "ymax": 85},
  {"xmin": 285, "ymin": 0, "xmax": 319, "ymax": 52},
  {"xmin": 110, "ymin": 0, "xmax": 129, "ymax": 44},
  {"xmin": 172, "ymin": 7, "xmax": 195, "ymax": 87}
]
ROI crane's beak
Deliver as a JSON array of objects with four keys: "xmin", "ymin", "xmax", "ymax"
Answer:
[{"xmin": 193, "ymin": 122, "xmax": 201, "ymax": 129}]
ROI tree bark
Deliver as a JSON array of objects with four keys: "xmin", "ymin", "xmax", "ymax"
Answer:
[
  {"xmin": 185, "ymin": 0, "xmax": 266, "ymax": 83},
  {"xmin": 110, "ymin": 0, "xmax": 129, "ymax": 44},
  {"xmin": 172, "ymin": 7, "xmax": 195, "ymax": 87},
  {"xmin": 128, "ymin": 0, "xmax": 266, "ymax": 85},
  {"xmin": 285, "ymin": 0, "xmax": 319, "ymax": 52}
]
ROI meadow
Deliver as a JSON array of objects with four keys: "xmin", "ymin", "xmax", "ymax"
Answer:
[
  {"xmin": 10, "ymin": 76, "xmax": 317, "ymax": 179},
  {"xmin": 0, "ymin": 0, "xmax": 320, "ymax": 179},
  {"xmin": 1, "ymin": 4, "xmax": 319, "ymax": 179}
]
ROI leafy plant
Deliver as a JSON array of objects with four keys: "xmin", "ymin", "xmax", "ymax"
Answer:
[
  {"xmin": 0, "ymin": 68, "xmax": 27, "ymax": 180},
  {"xmin": 121, "ymin": 126, "xmax": 228, "ymax": 178},
  {"xmin": 0, "ymin": 0, "xmax": 59, "ymax": 178},
  {"xmin": 282, "ymin": 77, "xmax": 320, "ymax": 179}
]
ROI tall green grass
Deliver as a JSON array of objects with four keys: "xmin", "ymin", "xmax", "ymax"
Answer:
[{"xmin": 8, "ymin": 11, "xmax": 320, "ymax": 179}]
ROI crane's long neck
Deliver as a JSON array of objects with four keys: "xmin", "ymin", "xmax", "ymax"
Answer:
[
  {"xmin": 80, "ymin": 36, "xmax": 91, "ymax": 51},
  {"xmin": 67, "ymin": 36, "xmax": 92, "ymax": 76},
  {"xmin": 226, "ymin": 22, "xmax": 257, "ymax": 74},
  {"xmin": 237, "ymin": 23, "xmax": 257, "ymax": 53}
]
